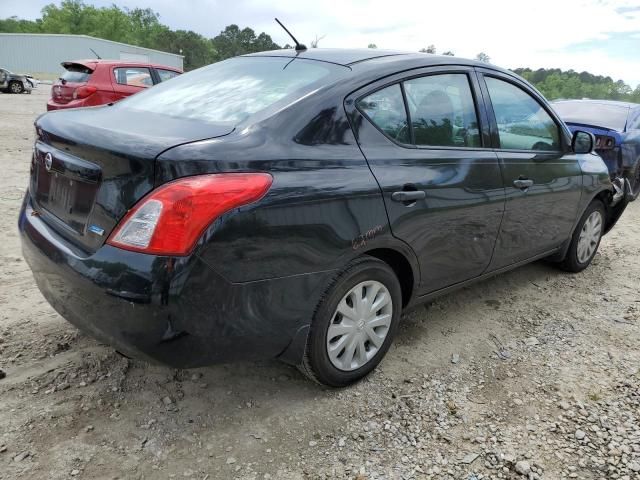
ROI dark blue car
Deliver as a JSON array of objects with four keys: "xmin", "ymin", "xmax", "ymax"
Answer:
[{"xmin": 552, "ymin": 99, "xmax": 640, "ymax": 197}]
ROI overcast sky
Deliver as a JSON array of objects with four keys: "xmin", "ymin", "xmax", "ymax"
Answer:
[{"xmin": 3, "ymin": 0, "xmax": 640, "ymax": 87}]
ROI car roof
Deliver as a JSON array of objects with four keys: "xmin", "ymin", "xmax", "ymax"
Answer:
[
  {"xmin": 244, "ymin": 48, "xmax": 490, "ymax": 68},
  {"xmin": 552, "ymin": 99, "xmax": 639, "ymax": 109},
  {"xmin": 63, "ymin": 59, "xmax": 182, "ymax": 71}
]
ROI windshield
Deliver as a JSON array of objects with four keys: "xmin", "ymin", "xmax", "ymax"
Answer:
[
  {"xmin": 120, "ymin": 56, "xmax": 349, "ymax": 124},
  {"xmin": 552, "ymin": 101, "xmax": 630, "ymax": 131}
]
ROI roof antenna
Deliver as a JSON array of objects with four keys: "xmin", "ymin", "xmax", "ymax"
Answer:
[
  {"xmin": 89, "ymin": 48, "xmax": 102, "ymax": 59},
  {"xmin": 275, "ymin": 18, "xmax": 307, "ymax": 52}
]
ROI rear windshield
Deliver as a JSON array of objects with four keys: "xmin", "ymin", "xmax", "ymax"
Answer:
[
  {"xmin": 61, "ymin": 65, "xmax": 92, "ymax": 83},
  {"xmin": 120, "ymin": 56, "xmax": 349, "ymax": 124},
  {"xmin": 552, "ymin": 101, "xmax": 630, "ymax": 131}
]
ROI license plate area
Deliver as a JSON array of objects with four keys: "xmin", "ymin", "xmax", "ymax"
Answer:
[{"xmin": 32, "ymin": 145, "xmax": 101, "ymax": 235}]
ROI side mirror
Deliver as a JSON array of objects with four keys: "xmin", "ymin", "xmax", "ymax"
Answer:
[{"xmin": 572, "ymin": 130, "xmax": 595, "ymax": 154}]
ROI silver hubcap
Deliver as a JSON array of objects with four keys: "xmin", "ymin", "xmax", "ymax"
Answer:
[
  {"xmin": 11, "ymin": 83, "xmax": 20, "ymax": 93},
  {"xmin": 326, "ymin": 280, "xmax": 393, "ymax": 371},
  {"xmin": 576, "ymin": 210, "xmax": 602, "ymax": 264}
]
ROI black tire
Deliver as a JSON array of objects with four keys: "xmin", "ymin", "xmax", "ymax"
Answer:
[
  {"xmin": 629, "ymin": 161, "xmax": 640, "ymax": 198},
  {"xmin": 9, "ymin": 81, "xmax": 23, "ymax": 94},
  {"xmin": 300, "ymin": 256, "xmax": 402, "ymax": 387},
  {"xmin": 559, "ymin": 200, "xmax": 605, "ymax": 273}
]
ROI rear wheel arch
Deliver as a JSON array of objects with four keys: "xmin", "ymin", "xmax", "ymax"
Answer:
[{"xmin": 360, "ymin": 247, "xmax": 415, "ymax": 307}]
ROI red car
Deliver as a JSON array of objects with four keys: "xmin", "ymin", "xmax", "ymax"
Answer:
[{"xmin": 47, "ymin": 60, "xmax": 182, "ymax": 111}]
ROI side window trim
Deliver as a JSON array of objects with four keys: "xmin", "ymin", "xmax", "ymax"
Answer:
[
  {"xmin": 399, "ymin": 82, "xmax": 415, "ymax": 145},
  {"xmin": 150, "ymin": 68, "xmax": 161, "ymax": 85},
  {"xmin": 477, "ymin": 70, "xmax": 570, "ymax": 153},
  {"xmin": 352, "ymin": 68, "xmax": 491, "ymax": 151}
]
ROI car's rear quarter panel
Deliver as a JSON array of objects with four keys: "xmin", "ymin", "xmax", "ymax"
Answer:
[{"xmin": 155, "ymin": 90, "xmax": 404, "ymax": 283}]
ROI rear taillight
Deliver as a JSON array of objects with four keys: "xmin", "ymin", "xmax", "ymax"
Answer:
[
  {"xmin": 107, "ymin": 173, "xmax": 272, "ymax": 256},
  {"xmin": 73, "ymin": 85, "xmax": 97, "ymax": 99}
]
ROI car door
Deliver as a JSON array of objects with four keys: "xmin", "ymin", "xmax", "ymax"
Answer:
[
  {"xmin": 346, "ymin": 67, "xmax": 505, "ymax": 294},
  {"xmin": 0, "ymin": 69, "xmax": 7, "ymax": 89},
  {"xmin": 111, "ymin": 66, "xmax": 154, "ymax": 101},
  {"xmin": 476, "ymin": 70, "xmax": 582, "ymax": 269}
]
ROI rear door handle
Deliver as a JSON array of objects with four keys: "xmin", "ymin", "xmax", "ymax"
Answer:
[
  {"xmin": 513, "ymin": 179, "xmax": 534, "ymax": 190},
  {"xmin": 391, "ymin": 190, "xmax": 426, "ymax": 202}
]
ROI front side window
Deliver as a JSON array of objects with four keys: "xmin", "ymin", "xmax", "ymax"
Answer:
[
  {"xmin": 357, "ymin": 84, "xmax": 410, "ymax": 143},
  {"xmin": 114, "ymin": 67, "xmax": 153, "ymax": 88},
  {"xmin": 485, "ymin": 77, "xmax": 560, "ymax": 151},
  {"xmin": 157, "ymin": 69, "xmax": 180, "ymax": 82},
  {"xmin": 404, "ymin": 74, "xmax": 480, "ymax": 147}
]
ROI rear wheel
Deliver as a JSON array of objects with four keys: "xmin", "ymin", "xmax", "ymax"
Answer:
[
  {"xmin": 300, "ymin": 257, "xmax": 402, "ymax": 387},
  {"xmin": 559, "ymin": 200, "xmax": 605, "ymax": 273},
  {"xmin": 9, "ymin": 81, "xmax": 23, "ymax": 94},
  {"xmin": 629, "ymin": 161, "xmax": 640, "ymax": 198}
]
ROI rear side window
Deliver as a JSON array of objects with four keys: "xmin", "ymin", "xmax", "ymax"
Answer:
[
  {"xmin": 121, "ymin": 57, "xmax": 349, "ymax": 124},
  {"xmin": 114, "ymin": 67, "xmax": 153, "ymax": 88},
  {"xmin": 357, "ymin": 84, "xmax": 410, "ymax": 143},
  {"xmin": 60, "ymin": 66, "xmax": 91, "ymax": 83},
  {"xmin": 485, "ymin": 77, "xmax": 560, "ymax": 151},
  {"xmin": 404, "ymin": 74, "xmax": 480, "ymax": 147},
  {"xmin": 157, "ymin": 69, "xmax": 180, "ymax": 82}
]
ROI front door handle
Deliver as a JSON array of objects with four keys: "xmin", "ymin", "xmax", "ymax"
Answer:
[
  {"xmin": 513, "ymin": 178, "xmax": 534, "ymax": 190},
  {"xmin": 391, "ymin": 190, "xmax": 426, "ymax": 202}
]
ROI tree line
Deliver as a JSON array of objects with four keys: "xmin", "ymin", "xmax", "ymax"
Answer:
[
  {"xmin": 0, "ymin": 0, "xmax": 281, "ymax": 70},
  {"xmin": 513, "ymin": 68, "xmax": 640, "ymax": 103},
  {"xmin": 1, "ymin": 1, "xmax": 638, "ymax": 103}
]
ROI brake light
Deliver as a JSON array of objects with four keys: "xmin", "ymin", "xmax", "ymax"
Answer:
[
  {"xmin": 73, "ymin": 85, "xmax": 97, "ymax": 99},
  {"xmin": 107, "ymin": 173, "xmax": 272, "ymax": 256}
]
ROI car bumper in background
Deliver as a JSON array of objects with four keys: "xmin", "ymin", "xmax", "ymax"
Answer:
[
  {"xmin": 47, "ymin": 98, "xmax": 88, "ymax": 111},
  {"xmin": 19, "ymin": 194, "xmax": 328, "ymax": 368}
]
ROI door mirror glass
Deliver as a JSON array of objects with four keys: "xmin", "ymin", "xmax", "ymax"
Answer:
[{"xmin": 572, "ymin": 130, "xmax": 595, "ymax": 154}]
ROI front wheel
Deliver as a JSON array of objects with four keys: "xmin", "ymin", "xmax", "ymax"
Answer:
[
  {"xmin": 559, "ymin": 200, "xmax": 605, "ymax": 273},
  {"xmin": 9, "ymin": 81, "xmax": 23, "ymax": 94},
  {"xmin": 300, "ymin": 257, "xmax": 402, "ymax": 387}
]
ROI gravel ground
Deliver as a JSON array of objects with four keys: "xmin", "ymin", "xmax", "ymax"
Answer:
[{"xmin": 0, "ymin": 89, "xmax": 639, "ymax": 480}]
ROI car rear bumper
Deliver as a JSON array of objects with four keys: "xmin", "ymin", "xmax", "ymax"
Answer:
[
  {"xmin": 19, "ymin": 194, "xmax": 328, "ymax": 368},
  {"xmin": 47, "ymin": 98, "xmax": 88, "ymax": 111}
]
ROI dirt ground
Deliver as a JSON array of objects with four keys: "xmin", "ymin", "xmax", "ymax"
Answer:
[{"xmin": 1, "ymin": 89, "xmax": 639, "ymax": 480}]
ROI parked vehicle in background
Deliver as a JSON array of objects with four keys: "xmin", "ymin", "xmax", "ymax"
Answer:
[
  {"xmin": 20, "ymin": 49, "xmax": 630, "ymax": 387},
  {"xmin": 552, "ymin": 100, "xmax": 640, "ymax": 198},
  {"xmin": 47, "ymin": 59, "xmax": 182, "ymax": 111},
  {"xmin": 25, "ymin": 75, "xmax": 40, "ymax": 89},
  {"xmin": 0, "ymin": 68, "xmax": 33, "ymax": 94}
]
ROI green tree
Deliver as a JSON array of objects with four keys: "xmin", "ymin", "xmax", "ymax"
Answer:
[
  {"xmin": 513, "ymin": 67, "xmax": 637, "ymax": 101},
  {"xmin": 368, "ymin": 43, "xmax": 377, "ymax": 49},
  {"xmin": 212, "ymin": 24, "xmax": 280, "ymax": 59},
  {"xmin": 475, "ymin": 52, "xmax": 490, "ymax": 63},
  {"xmin": 420, "ymin": 44, "xmax": 436, "ymax": 54},
  {"xmin": 442, "ymin": 50, "xmax": 455, "ymax": 56},
  {"xmin": 0, "ymin": 3, "xmax": 280, "ymax": 70}
]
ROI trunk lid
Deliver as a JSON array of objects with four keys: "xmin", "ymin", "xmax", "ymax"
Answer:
[
  {"xmin": 51, "ymin": 62, "xmax": 95, "ymax": 105},
  {"xmin": 32, "ymin": 105, "xmax": 234, "ymax": 253}
]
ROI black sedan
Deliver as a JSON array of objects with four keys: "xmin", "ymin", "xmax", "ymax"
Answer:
[
  {"xmin": 19, "ymin": 49, "xmax": 629, "ymax": 386},
  {"xmin": 552, "ymin": 99, "xmax": 640, "ymax": 197}
]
